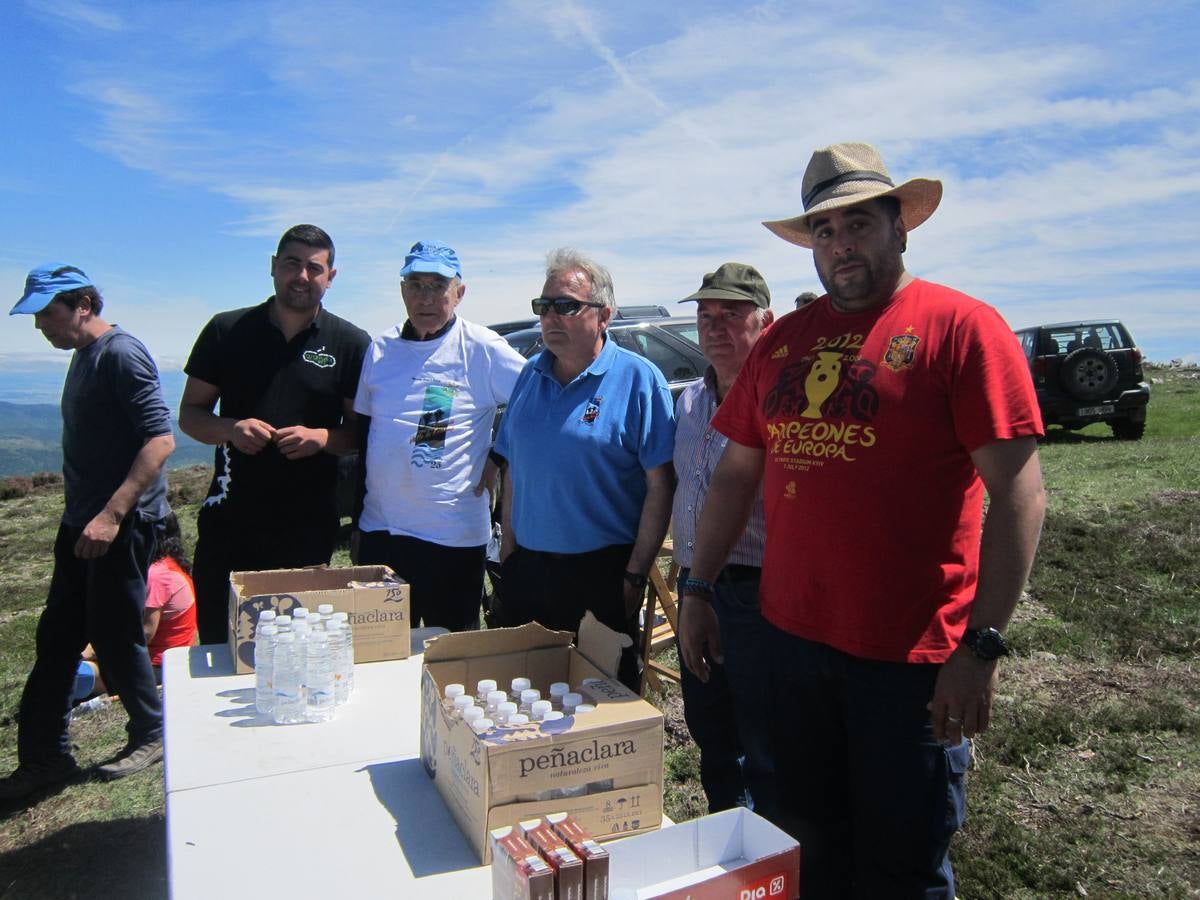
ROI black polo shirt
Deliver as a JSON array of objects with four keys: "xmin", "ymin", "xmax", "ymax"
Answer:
[{"xmin": 184, "ymin": 299, "xmax": 369, "ymax": 516}]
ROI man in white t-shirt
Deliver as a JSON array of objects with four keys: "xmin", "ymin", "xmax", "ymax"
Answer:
[{"xmin": 352, "ymin": 241, "xmax": 527, "ymax": 630}]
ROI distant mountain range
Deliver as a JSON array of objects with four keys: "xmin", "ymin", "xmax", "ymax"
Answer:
[{"xmin": 0, "ymin": 363, "xmax": 211, "ymax": 476}]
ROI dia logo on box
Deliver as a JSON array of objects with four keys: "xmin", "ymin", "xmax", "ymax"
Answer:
[{"xmin": 741, "ymin": 871, "xmax": 788, "ymax": 900}]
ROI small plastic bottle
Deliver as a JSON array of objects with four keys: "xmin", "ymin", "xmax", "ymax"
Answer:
[
  {"xmin": 519, "ymin": 689, "xmax": 541, "ymax": 716},
  {"xmin": 332, "ymin": 612, "xmax": 355, "ymax": 694},
  {"xmin": 549, "ymin": 682, "xmax": 570, "ymax": 710},
  {"xmin": 530, "ymin": 700, "xmax": 552, "ymax": 722},
  {"xmin": 486, "ymin": 690, "xmax": 507, "ymax": 717},
  {"xmin": 562, "ymin": 692, "xmax": 583, "ymax": 716},
  {"xmin": 316, "ymin": 603, "xmax": 334, "ymax": 627},
  {"xmin": 271, "ymin": 633, "xmax": 305, "ymax": 724},
  {"xmin": 305, "ymin": 630, "xmax": 336, "ymax": 723},
  {"xmin": 476, "ymin": 679, "xmax": 498, "ymax": 703},
  {"xmin": 463, "ymin": 706, "xmax": 485, "ymax": 726},
  {"xmin": 508, "ymin": 713, "xmax": 529, "ymax": 727},
  {"xmin": 470, "ymin": 717, "xmax": 494, "ymax": 735},
  {"xmin": 510, "ymin": 676, "xmax": 531, "ymax": 702},
  {"xmin": 325, "ymin": 621, "xmax": 350, "ymax": 705},
  {"xmin": 293, "ymin": 619, "xmax": 311, "ymax": 705},
  {"xmin": 254, "ymin": 623, "xmax": 278, "ymax": 715},
  {"xmin": 453, "ymin": 695, "xmax": 476, "ymax": 718},
  {"xmin": 496, "ymin": 701, "xmax": 518, "ymax": 725}
]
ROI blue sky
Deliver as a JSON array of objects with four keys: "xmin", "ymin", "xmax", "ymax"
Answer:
[{"xmin": 2, "ymin": 0, "xmax": 1198, "ymax": 385}]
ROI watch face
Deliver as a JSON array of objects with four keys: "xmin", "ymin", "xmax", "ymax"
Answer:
[{"xmin": 971, "ymin": 628, "xmax": 1009, "ymax": 660}]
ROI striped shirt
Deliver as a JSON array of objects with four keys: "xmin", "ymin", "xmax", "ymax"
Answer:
[{"xmin": 671, "ymin": 368, "xmax": 766, "ymax": 570}]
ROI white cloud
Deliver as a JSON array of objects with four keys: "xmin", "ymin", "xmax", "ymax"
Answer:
[{"xmin": 26, "ymin": 0, "xmax": 125, "ymax": 32}]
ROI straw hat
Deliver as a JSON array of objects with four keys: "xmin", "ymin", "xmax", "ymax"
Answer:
[{"xmin": 763, "ymin": 142, "xmax": 942, "ymax": 249}]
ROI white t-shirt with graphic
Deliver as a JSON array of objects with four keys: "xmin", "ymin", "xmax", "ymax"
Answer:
[{"xmin": 354, "ymin": 316, "xmax": 527, "ymax": 546}]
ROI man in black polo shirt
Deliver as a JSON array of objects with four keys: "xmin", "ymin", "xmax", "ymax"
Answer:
[{"xmin": 180, "ymin": 224, "xmax": 370, "ymax": 645}]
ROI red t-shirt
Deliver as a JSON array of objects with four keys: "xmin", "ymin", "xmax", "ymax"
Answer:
[
  {"xmin": 713, "ymin": 278, "xmax": 1042, "ymax": 663},
  {"xmin": 146, "ymin": 557, "xmax": 197, "ymax": 667}
]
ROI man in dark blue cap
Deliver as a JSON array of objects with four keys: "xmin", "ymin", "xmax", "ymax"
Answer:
[
  {"xmin": 179, "ymin": 225, "xmax": 370, "ymax": 645},
  {"xmin": 2, "ymin": 264, "xmax": 175, "ymax": 799},
  {"xmin": 351, "ymin": 241, "xmax": 526, "ymax": 630}
]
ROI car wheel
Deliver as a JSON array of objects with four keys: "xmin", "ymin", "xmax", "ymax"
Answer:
[
  {"xmin": 1110, "ymin": 418, "xmax": 1146, "ymax": 440},
  {"xmin": 1060, "ymin": 348, "xmax": 1118, "ymax": 400}
]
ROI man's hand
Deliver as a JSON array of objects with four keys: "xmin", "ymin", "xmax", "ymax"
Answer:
[
  {"xmin": 928, "ymin": 645, "xmax": 1000, "ymax": 743},
  {"xmin": 678, "ymin": 593, "xmax": 723, "ymax": 684},
  {"xmin": 623, "ymin": 579, "xmax": 645, "ymax": 619},
  {"xmin": 75, "ymin": 510, "xmax": 121, "ymax": 559},
  {"xmin": 275, "ymin": 425, "xmax": 328, "ymax": 459},
  {"xmin": 473, "ymin": 457, "xmax": 500, "ymax": 504},
  {"xmin": 230, "ymin": 418, "xmax": 276, "ymax": 454}
]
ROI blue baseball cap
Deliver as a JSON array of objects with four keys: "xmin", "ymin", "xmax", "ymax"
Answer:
[
  {"xmin": 11, "ymin": 263, "xmax": 94, "ymax": 316},
  {"xmin": 399, "ymin": 241, "xmax": 462, "ymax": 279}
]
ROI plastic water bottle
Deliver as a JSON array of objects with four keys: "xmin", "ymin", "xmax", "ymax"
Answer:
[
  {"xmin": 510, "ymin": 677, "xmax": 531, "ymax": 702},
  {"xmin": 275, "ymin": 614, "xmax": 292, "ymax": 634},
  {"xmin": 519, "ymin": 689, "xmax": 541, "ymax": 716},
  {"xmin": 254, "ymin": 623, "xmax": 278, "ymax": 715},
  {"xmin": 326, "ymin": 621, "xmax": 350, "ymax": 706},
  {"xmin": 315, "ymin": 603, "xmax": 334, "ymax": 628},
  {"xmin": 305, "ymin": 631, "xmax": 336, "ymax": 723},
  {"xmin": 293, "ymin": 619, "xmax": 311, "ymax": 705},
  {"xmin": 476, "ymin": 679, "xmax": 498, "ymax": 703},
  {"xmin": 333, "ymin": 612, "xmax": 355, "ymax": 695},
  {"xmin": 549, "ymin": 682, "xmax": 569, "ymax": 710},
  {"xmin": 272, "ymin": 633, "xmax": 305, "ymax": 724}
]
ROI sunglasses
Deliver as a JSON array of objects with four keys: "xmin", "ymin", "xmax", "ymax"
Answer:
[{"xmin": 531, "ymin": 296, "xmax": 605, "ymax": 317}]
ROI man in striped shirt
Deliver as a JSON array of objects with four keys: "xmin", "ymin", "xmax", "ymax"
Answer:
[{"xmin": 672, "ymin": 263, "xmax": 774, "ymax": 814}]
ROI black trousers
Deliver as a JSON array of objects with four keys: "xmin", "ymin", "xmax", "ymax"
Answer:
[
  {"xmin": 497, "ymin": 543, "xmax": 639, "ymax": 690},
  {"xmin": 357, "ymin": 531, "xmax": 485, "ymax": 632},
  {"xmin": 19, "ymin": 517, "xmax": 162, "ymax": 762},
  {"xmin": 192, "ymin": 503, "xmax": 338, "ymax": 645}
]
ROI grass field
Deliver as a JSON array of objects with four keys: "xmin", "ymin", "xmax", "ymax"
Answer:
[{"xmin": 1, "ymin": 366, "xmax": 1197, "ymax": 898}]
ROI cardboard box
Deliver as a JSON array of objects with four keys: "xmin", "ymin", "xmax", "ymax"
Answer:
[
  {"xmin": 548, "ymin": 813, "xmax": 609, "ymax": 900},
  {"xmin": 491, "ymin": 825, "xmax": 556, "ymax": 900},
  {"xmin": 521, "ymin": 817, "xmax": 585, "ymax": 900},
  {"xmin": 228, "ymin": 565, "xmax": 410, "ymax": 674},
  {"xmin": 603, "ymin": 807, "xmax": 800, "ymax": 900},
  {"xmin": 419, "ymin": 623, "xmax": 665, "ymax": 862}
]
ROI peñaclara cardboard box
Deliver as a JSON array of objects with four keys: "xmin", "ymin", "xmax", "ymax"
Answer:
[
  {"xmin": 603, "ymin": 807, "xmax": 800, "ymax": 900},
  {"xmin": 419, "ymin": 623, "xmax": 664, "ymax": 863},
  {"xmin": 228, "ymin": 565, "xmax": 410, "ymax": 674}
]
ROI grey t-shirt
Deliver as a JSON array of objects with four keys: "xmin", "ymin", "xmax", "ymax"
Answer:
[{"xmin": 60, "ymin": 326, "xmax": 172, "ymax": 527}]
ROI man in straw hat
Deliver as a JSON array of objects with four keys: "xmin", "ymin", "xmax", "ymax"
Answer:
[{"xmin": 678, "ymin": 142, "xmax": 1046, "ymax": 895}]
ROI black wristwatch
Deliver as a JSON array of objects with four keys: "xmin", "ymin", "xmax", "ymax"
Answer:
[
  {"xmin": 623, "ymin": 571, "xmax": 648, "ymax": 591},
  {"xmin": 962, "ymin": 627, "xmax": 1010, "ymax": 661}
]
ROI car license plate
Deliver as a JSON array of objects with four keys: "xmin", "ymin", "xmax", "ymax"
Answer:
[{"xmin": 1077, "ymin": 404, "xmax": 1115, "ymax": 416}]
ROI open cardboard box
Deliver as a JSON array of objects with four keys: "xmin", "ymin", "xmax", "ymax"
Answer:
[
  {"xmin": 227, "ymin": 565, "xmax": 410, "ymax": 674},
  {"xmin": 419, "ymin": 623, "xmax": 665, "ymax": 863},
  {"xmin": 604, "ymin": 807, "xmax": 800, "ymax": 900}
]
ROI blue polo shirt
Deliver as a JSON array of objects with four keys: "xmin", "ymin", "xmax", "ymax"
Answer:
[{"xmin": 495, "ymin": 335, "xmax": 675, "ymax": 553}]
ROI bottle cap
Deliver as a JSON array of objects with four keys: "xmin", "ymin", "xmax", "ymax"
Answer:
[
  {"xmin": 258, "ymin": 624, "xmax": 277, "ymax": 636},
  {"xmin": 445, "ymin": 683, "xmax": 465, "ymax": 700},
  {"xmin": 511, "ymin": 676, "xmax": 531, "ymax": 694},
  {"xmin": 520, "ymin": 689, "xmax": 541, "ymax": 705},
  {"xmin": 258, "ymin": 610, "xmax": 277, "ymax": 623},
  {"xmin": 453, "ymin": 695, "xmax": 475, "ymax": 712},
  {"xmin": 497, "ymin": 701, "xmax": 518, "ymax": 716},
  {"xmin": 549, "ymin": 682, "xmax": 569, "ymax": 697},
  {"xmin": 470, "ymin": 718, "xmax": 494, "ymax": 734},
  {"xmin": 275, "ymin": 632, "xmax": 295, "ymax": 644},
  {"xmin": 317, "ymin": 604, "xmax": 334, "ymax": 615},
  {"xmin": 508, "ymin": 714, "xmax": 529, "ymax": 726},
  {"xmin": 293, "ymin": 608, "xmax": 309, "ymax": 619},
  {"xmin": 486, "ymin": 690, "xmax": 507, "ymax": 706},
  {"xmin": 477, "ymin": 679, "xmax": 498, "ymax": 695},
  {"xmin": 275, "ymin": 615, "xmax": 292, "ymax": 627},
  {"xmin": 463, "ymin": 706, "xmax": 485, "ymax": 724},
  {"xmin": 542, "ymin": 710, "xmax": 564, "ymax": 721},
  {"xmin": 531, "ymin": 700, "xmax": 552, "ymax": 716},
  {"xmin": 563, "ymin": 692, "xmax": 583, "ymax": 707},
  {"xmin": 574, "ymin": 704, "xmax": 596, "ymax": 714}
]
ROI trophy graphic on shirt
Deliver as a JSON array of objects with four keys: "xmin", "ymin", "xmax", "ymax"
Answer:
[{"xmin": 802, "ymin": 351, "xmax": 843, "ymax": 418}]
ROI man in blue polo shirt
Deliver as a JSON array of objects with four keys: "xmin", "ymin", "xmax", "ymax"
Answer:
[{"xmin": 494, "ymin": 248, "xmax": 675, "ymax": 689}]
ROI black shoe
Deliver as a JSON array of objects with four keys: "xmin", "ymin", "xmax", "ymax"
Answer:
[
  {"xmin": 0, "ymin": 757, "xmax": 80, "ymax": 802},
  {"xmin": 97, "ymin": 738, "xmax": 163, "ymax": 781}
]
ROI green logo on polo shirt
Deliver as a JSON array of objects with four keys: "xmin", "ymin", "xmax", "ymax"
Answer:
[{"xmin": 302, "ymin": 347, "xmax": 336, "ymax": 369}]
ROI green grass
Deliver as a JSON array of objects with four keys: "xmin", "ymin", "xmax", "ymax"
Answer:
[{"xmin": 2, "ymin": 366, "xmax": 1199, "ymax": 897}]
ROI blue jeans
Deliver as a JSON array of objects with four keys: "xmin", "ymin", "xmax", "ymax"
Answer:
[
  {"xmin": 766, "ymin": 626, "xmax": 969, "ymax": 899},
  {"xmin": 18, "ymin": 517, "xmax": 163, "ymax": 763},
  {"xmin": 678, "ymin": 565, "xmax": 775, "ymax": 815}
]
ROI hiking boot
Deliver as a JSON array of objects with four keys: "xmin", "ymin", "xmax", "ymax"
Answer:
[
  {"xmin": 97, "ymin": 737, "xmax": 163, "ymax": 781},
  {"xmin": 0, "ymin": 757, "xmax": 80, "ymax": 802}
]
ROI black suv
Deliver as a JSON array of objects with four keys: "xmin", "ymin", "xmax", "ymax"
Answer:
[{"xmin": 1013, "ymin": 320, "xmax": 1150, "ymax": 440}]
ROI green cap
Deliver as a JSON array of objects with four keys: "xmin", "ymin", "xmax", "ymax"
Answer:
[{"xmin": 680, "ymin": 262, "xmax": 770, "ymax": 309}]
